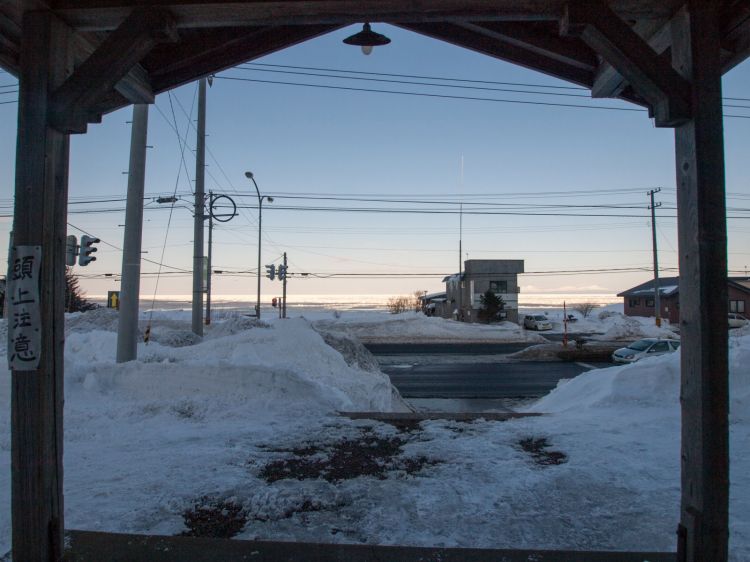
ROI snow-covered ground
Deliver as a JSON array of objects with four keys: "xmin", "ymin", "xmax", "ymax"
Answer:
[
  {"xmin": 312, "ymin": 311, "xmax": 549, "ymax": 343},
  {"xmin": 1, "ymin": 309, "xmax": 747, "ymax": 559}
]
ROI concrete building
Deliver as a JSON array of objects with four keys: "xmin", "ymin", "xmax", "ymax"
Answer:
[
  {"xmin": 618, "ymin": 276, "xmax": 750, "ymax": 324},
  {"xmin": 442, "ymin": 260, "xmax": 524, "ymax": 324}
]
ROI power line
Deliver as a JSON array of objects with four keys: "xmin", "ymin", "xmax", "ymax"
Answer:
[
  {"xmin": 235, "ymin": 65, "xmax": 595, "ymax": 99},
  {"xmin": 66, "ymin": 222, "xmax": 190, "ymax": 272},
  {"xmin": 215, "ymin": 75, "xmax": 646, "ymax": 113},
  {"xmin": 243, "ymin": 63, "xmax": 750, "ymax": 105},
  {"xmin": 244, "ymin": 62, "xmax": 589, "ymax": 90}
]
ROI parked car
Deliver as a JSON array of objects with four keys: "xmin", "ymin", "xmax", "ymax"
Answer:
[
  {"xmin": 612, "ymin": 338, "xmax": 680, "ymax": 364},
  {"xmin": 729, "ymin": 313, "xmax": 748, "ymax": 329},
  {"xmin": 523, "ymin": 314, "xmax": 552, "ymax": 331}
]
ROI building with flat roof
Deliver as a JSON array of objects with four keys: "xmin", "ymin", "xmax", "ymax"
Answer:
[{"xmin": 442, "ymin": 260, "xmax": 524, "ymax": 324}]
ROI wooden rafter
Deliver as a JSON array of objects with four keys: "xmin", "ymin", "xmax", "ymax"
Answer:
[
  {"xmin": 457, "ymin": 21, "xmax": 597, "ymax": 71},
  {"xmin": 561, "ymin": 0, "xmax": 691, "ymax": 126},
  {"xmin": 591, "ymin": 16, "xmax": 671, "ymax": 99},
  {"xmin": 50, "ymin": 7, "xmax": 178, "ymax": 132},
  {"xmin": 398, "ymin": 21, "xmax": 594, "ymax": 89},
  {"xmin": 721, "ymin": 3, "xmax": 750, "ymax": 72},
  {"xmin": 148, "ymin": 24, "xmax": 342, "ymax": 94}
]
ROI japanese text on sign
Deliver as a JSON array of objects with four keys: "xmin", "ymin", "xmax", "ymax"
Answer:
[{"xmin": 7, "ymin": 246, "xmax": 42, "ymax": 371}]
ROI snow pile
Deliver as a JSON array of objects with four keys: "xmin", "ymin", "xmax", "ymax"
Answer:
[
  {"xmin": 64, "ymin": 307, "xmax": 120, "ymax": 334},
  {"xmin": 585, "ymin": 311, "xmax": 678, "ymax": 340},
  {"xmin": 314, "ymin": 311, "xmax": 547, "ymax": 343},
  {"xmin": 62, "ymin": 317, "xmax": 396, "ymax": 414},
  {"xmin": 529, "ymin": 334, "xmax": 748, "ymax": 418}
]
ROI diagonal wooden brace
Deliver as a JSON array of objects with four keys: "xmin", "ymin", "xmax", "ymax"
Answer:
[
  {"xmin": 560, "ymin": 0, "xmax": 692, "ymax": 127},
  {"xmin": 50, "ymin": 7, "xmax": 177, "ymax": 133}
]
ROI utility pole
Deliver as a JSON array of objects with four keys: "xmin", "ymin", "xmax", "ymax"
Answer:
[
  {"xmin": 192, "ymin": 77, "xmax": 207, "ymax": 336},
  {"xmin": 648, "ymin": 188, "xmax": 662, "ymax": 327},
  {"xmin": 117, "ymin": 104, "xmax": 149, "ymax": 362},
  {"xmin": 282, "ymin": 252, "xmax": 288, "ymax": 318},
  {"xmin": 205, "ymin": 191, "xmax": 214, "ymax": 325}
]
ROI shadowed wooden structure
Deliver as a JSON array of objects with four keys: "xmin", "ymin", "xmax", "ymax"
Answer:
[{"xmin": 2, "ymin": 1, "xmax": 748, "ymax": 561}]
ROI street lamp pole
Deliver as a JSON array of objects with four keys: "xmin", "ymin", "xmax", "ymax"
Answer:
[{"xmin": 245, "ymin": 172, "xmax": 272, "ymax": 318}]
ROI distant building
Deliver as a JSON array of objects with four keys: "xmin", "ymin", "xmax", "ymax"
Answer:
[
  {"xmin": 442, "ymin": 260, "xmax": 524, "ymax": 324},
  {"xmin": 419, "ymin": 291, "xmax": 447, "ymax": 316},
  {"xmin": 618, "ymin": 276, "xmax": 750, "ymax": 324}
]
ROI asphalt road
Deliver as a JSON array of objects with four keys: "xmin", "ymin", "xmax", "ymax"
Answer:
[
  {"xmin": 382, "ymin": 361, "xmax": 593, "ymax": 398},
  {"xmin": 363, "ymin": 333, "xmax": 594, "ymax": 356}
]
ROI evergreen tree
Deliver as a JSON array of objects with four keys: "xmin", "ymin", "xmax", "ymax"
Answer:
[
  {"xmin": 478, "ymin": 290, "xmax": 505, "ymax": 323},
  {"xmin": 65, "ymin": 267, "xmax": 98, "ymax": 312}
]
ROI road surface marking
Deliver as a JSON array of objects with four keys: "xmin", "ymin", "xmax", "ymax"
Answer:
[{"xmin": 575, "ymin": 362, "xmax": 598, "ymax": 370}]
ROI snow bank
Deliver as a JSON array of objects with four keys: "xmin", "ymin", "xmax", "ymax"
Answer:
[
  {"xmin": 62, "ymin": 317, "xmax": 396, "ymax": 414},
  {"xmin": 529, "ymin": 332, "xmax": 748, "ymax": 419},
  {"xmin": 314, "ymin": 311, "xmax": 547, "ymax": 343}
]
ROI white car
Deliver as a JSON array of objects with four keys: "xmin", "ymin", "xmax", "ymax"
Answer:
[
  {"xmin": 612, "ymin": 338, "xmax": 680, "ymax": 364},
  {"xmin": 729, "ymin": 313, "xmax": 748, "ymax": 329},
  {"xmin": 523, "ymin": 314, "xmax": 552, "ymax": 331}
]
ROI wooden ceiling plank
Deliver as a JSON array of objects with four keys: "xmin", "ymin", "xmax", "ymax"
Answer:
[
  {"xmin": 458, "ymin": 21, "xmax": 597, "ymax": 71},
  {"xmin": 51, "ymin": 7, "xmax": 177, "ymax": 132},
  {"xmin": 48, "ymin": 1, "xmax": 565, "ymax": 31},
  {"xmin": 561, "ymin": 1, "xmax": 691, "ymax": 127},
  {"xmin": 149, "ymin": 24, "xmax": 341, "ymax": 94},
  {"xmin": 398, "ymin": 21, "xmax": 594, "ymax": 89}
]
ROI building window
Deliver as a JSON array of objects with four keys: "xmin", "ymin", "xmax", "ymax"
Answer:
[
  {"xmin": 489, "ymin": 280, "xmax": 508, "ymax": 293},
  {"xmin": 628, "ymin": 298, "xmax": 639, "ymax": 307},
  {"xmin": 730, "ymin": 300, "xmax": 746, "ymax": 313},
  {"xmin": 646, "ymin": 298, "xmax": 655, "ymax": 307}
]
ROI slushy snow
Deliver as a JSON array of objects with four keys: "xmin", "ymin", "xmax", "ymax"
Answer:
[{"xmin": 1, "ymin": 308, "xmax": 748, "ymax": 559}]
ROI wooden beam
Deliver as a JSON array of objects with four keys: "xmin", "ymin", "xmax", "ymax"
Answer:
[
  {"xmin": 458, "ymin": 21, "xmax": 597, "ymax": 71},
  {"xmin": 48, "ymin": 0, "xmax": 680, "ymax": 31},
  {"xmin": 399, "ymin": 21, "xmax": 594, "ymax": 89},
  {"xmin": 50, "ymin": 6, "xmax": 177, "ymax": 133},
  {"xmin": 0, "ymin": 11, "xmax": 21, "ymax": 74},
  {"xmin": 721, "ymin": 4, "xmax": 750, "ymax": 73},
  {"xmin": 671, "ymin": 3, "xmax": 729, "ymax": 561},
  {"xmin": 72, "ymin": 32, "xmax": 154, "ymax": 105},
  {"xmin": 149, "ymin": 24, "xmax": 342, "ymax": 94},
  {"xmin": 561, "ymin": 0, "xmax": 691, "ymax": 127},
  {"xmin": 591, "ymin": 14, "xmax": 675, "ymax": 99},
  {"xmin": 11, "ymin": 9, "xmax": 72, "ymax": 561}
]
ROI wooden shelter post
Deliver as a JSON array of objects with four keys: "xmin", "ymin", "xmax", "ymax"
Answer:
[
  {"xmin": 671, "ymin": 4, "xmax": 729, "ymax": 561},
  {"xmin": 11, "ymin": 10, "xmax": 73, "ymax": 562}
]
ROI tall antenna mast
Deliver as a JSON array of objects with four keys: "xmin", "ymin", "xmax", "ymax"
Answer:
[{"xmin": 458, "ymin": 154, "xmax": 464, "ymax": 321}]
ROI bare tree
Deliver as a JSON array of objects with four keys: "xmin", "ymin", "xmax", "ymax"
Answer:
[
  {"xmin": 572, "ymin": 302, "xmax": 598, "ymax": 318},
  {"xmin": 387, "ymin": 293, "xmax": 423, "ymax": 314}
]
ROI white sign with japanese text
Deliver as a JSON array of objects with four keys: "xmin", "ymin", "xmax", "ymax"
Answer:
[{"xmin": 7, "ymin": 245, "xmax": 42, "ymax": 371}]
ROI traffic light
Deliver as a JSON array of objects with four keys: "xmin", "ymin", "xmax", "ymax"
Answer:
[
  {"xmin": 79, "ymin": 235, "xmax": 99, "ymax": 266},
  {"xmin": 278, "ymin": 265, "xmax": 287, "ymax": 280},
  {"xmin": 65, "ymin": 235, "xmax": 78, "ymax": 266},
  {"xmin": 265, "ymin": 264, "xmax": 276, "ymax": 280}
]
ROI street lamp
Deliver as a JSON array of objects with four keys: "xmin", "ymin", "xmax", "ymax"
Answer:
[{"xmin": 245, "ymin": 171, "xmax": 273, "ymax": 318}]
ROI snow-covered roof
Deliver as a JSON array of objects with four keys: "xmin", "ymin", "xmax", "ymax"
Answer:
[
  {"xmin": 617, "ymin": 277, "xmax": 680, "ymax": 297},
  {"xmin": 621, "ymin": 276, "xmax": 750, "ymax": 298},
  {"xmin": 421, "ymin": 291, "xmax": 447, "ymax": 301}
]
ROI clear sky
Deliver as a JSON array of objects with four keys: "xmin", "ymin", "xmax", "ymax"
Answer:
[{"xmin": 1, "ymin": 24, "xmax": 749, "ymax": 302}]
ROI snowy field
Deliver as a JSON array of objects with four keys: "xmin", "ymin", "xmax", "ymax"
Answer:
[{"xmin": 1, "ymin": 308, "xmax": 748, "ymax": 559}]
